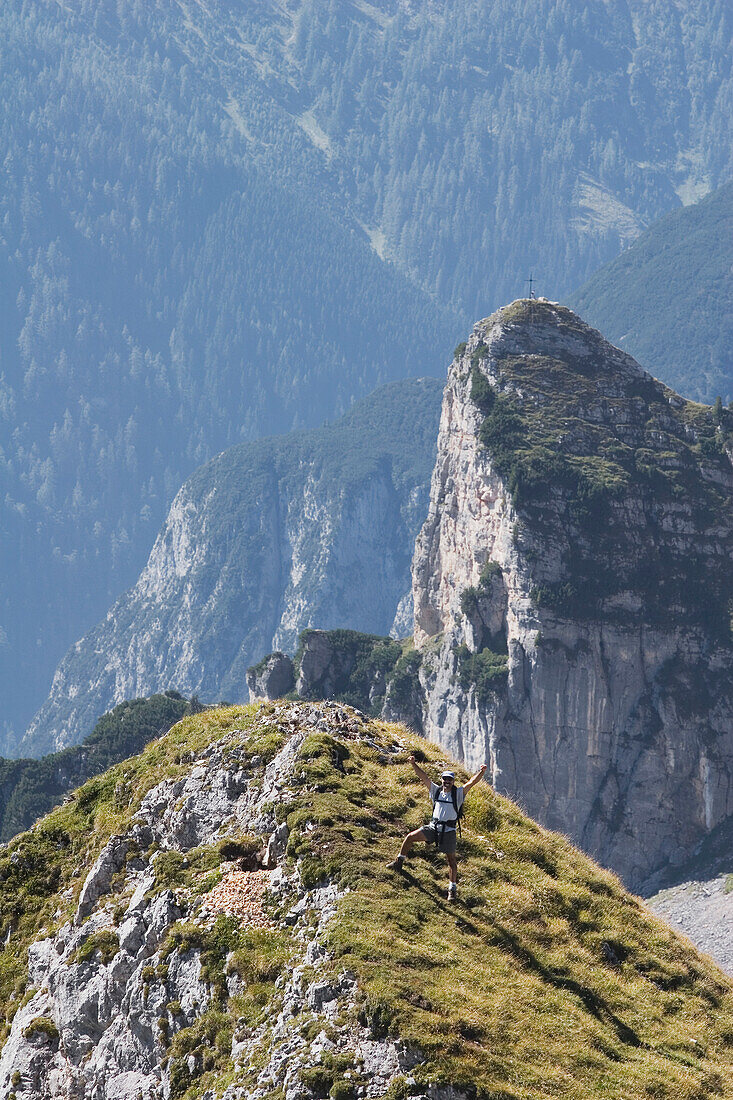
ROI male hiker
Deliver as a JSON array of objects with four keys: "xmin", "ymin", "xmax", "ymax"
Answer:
[{"xmin": 387, "ymin": 755, "xmax": 488, "ymax": 900}]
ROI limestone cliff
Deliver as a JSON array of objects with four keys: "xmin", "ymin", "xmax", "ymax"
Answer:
[
  {"xmin": 22, "ymin": 380, "xmax": 441, "ymax": 757},
  {"xmin": 411, "ymin": 300, "xmax": 733, "ymax": 891}
]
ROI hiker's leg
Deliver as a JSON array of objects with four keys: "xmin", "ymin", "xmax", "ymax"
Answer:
[
  {"xmin": 400, "ymin": 828, "xmax": 427, "ymax": 857},
  {"xmin": 388, "ymin": 828, "xmax": 429, "ymax": 870},
  {"xmin": 446, "ymin": 852, "xmax": 458, "ymax": 884}
]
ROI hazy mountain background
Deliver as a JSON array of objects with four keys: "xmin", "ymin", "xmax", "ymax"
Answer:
[
  {"xmin": 569, "ymin": 181, "xmax": 733, "ymax": 402},
  {"xmin": 1, "ymin": 0, "xmax": 731, "ymax": 750},
  {"xmin": 24, "ymin": 178, "xmax": 733, "ymax": 758},
  {"xmin": 23, "ymin": 379, "xmax": 443, "ymax": 757}
]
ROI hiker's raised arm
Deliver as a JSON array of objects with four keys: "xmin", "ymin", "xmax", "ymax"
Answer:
[
  {"xmin": 463, "ymin": 764, "xmax": 488, "ymax": 793},
  {"xmin": 409, "ymin": 755, "xmax": 432, "ymax": 791}
]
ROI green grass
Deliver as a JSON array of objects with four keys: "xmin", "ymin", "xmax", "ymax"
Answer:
[
  {"xmin": 280, "ymin": 713, "xmax": 733, "ymax": 1100},
  {"xmin": 0, "ymin": 700, "xmax": 295, "ymax": 1089},
  {"xmin": 454, "ymin": 643, "xmax": 509, "ymax": 702},
  {"xmin": 165, "ymin": 916, "xmax": 293, "ymax": 1099},
  {"xmin": 299, "ymin": 1053, "xmax": 362, "ymax": 1099},
  {"xmin": 22, "ymin": 1016, "xmax": 59, "ymax": 1042},
  {"xmin": 2, "ymin": 702, "xmax": 733, "ymax": 1099},
  {"xmin": 72, "ymin": 929, "xmax": 120, "ymax": 965}
]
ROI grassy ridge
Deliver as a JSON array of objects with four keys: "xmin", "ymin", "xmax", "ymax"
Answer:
[
  {"xmin": 283, "ymin": 715, "xmax": 733, "ymax": 1099},
  {"xmin": 0, "ymin": 703, "xmax": 730, "ymax": 1098}
]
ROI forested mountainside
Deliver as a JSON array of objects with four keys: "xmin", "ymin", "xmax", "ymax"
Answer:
[
  {"xmin": 0, "ymin": 0, "xmax": 458, "ymax": 750},
  {"xmin": 2, "ymin": 700, "xmax": 733, "ymax": 1099},
  {"xmin": 22, "ymin": 380, "xmax": 442, "ymax": 758},
  {"xmin": 569, "ymin": 181, "xmax": 733, "ymax": 403},
  {"xmin": 0, "ymin": 693, "xmax": 198, "ymax": 843},
  {"xmin": 2, "ymin": 0, "xmax": 731, "ymax": 749}
]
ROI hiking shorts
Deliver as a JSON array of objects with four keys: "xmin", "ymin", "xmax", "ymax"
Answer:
[{"xmin": 421, "ymin": 823, "xmax": 457, "ymax": 854}]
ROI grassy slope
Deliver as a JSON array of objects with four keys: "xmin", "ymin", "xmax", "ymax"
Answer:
[
  {"xmin": 568, "ymin": 181, "xmax": 733, "ymax": 404},
  {"xmin": 0, "ymin": 703, "xmax": 731, "ymax": 1099}
]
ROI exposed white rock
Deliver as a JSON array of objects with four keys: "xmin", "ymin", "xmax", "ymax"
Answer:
[
  {"xmin": 411, "ymin": 302, "xmax": 733, "ymax": 890},
  {"xmin": 23, "ymin": 382, "xmax": 441, "ymax": 758},
  {"xmin": 75, "ymin": 835, "xmax": 131, "ymax": 924},
  {"xmin": 247, "ymin": 653, "xmax": 295, "ymax": 702},
  {"xmin": 1, "ymin": 703, "xmax": 440, "ymax": 1100}
]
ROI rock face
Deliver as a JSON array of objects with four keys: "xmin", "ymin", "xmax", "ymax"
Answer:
[
  {"xmin": 0, "ymin": 702, "xmax": 429, "ymax": 1100},
  {"xmin": 249, "ymin": 629, "xmax": 425, "ymax": 734},
  {"xmin": 411, "ymin": 300, "xmax": 733, "ymax": 890},
  {"xmin": 294, "ymin": 630, "xmax": 402, "ymax": 717},
  {"xmin": 246, "ymin": 654, "xmax": 295, "ymax": 702},
  {"xmin": 22, "ymin": 379, "xmax": 442, "ymax": 757}
]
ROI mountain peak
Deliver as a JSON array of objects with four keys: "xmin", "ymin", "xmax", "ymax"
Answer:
[
  {"xmin": 412, "ymin": 305, "xmax": 733, "ymax": 888},
  {"xmin": 437, "ymin": 301, "xmax": 733, "ymax": 636},
  {"xmin": 471, "ymin": 297, "xmax": 649, "ymax": 384}
]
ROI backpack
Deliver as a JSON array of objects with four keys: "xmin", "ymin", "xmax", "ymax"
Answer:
[{"xmin": 431, "ymin": 785, "xmax": 464, "ymax": 837}]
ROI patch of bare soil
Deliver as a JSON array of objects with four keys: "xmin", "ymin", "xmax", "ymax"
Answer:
[{"xmin": 201, "ymin": 867, "xmax": 276, "ymax": 929}]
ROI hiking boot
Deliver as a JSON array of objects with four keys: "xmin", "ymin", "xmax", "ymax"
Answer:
[
  {"xmin": 447, "ymin": 884, "xmax": 457, "ymax": 901},
  {"xmin": 386, "ymin": 854, "xmax": 405, "ymax": 872}
]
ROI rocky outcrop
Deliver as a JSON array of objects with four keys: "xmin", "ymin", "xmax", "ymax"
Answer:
[
  {"xmin": 294, "ymin": 630, "xmax": 400, "ymax": 716},
  {"xmin": 22, "ymin": 380, "xmax": 442, "ymax": 757},
  {"xmin": 249, "ymin": 629, "xmax": 425, "ymax": 732},
  {"xmin": 411, "ymin": 300, "xmax": 733, "ymax": 890},
  {"xmin": 0, "ymin": 702, "xmax": 434, "ymax": 1100},
  {"xmin": 246, "ymin": 653, "xmax": 295, "ymax": 702}
]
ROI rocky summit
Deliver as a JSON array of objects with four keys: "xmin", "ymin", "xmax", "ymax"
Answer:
[
  {"xmin": 0, "ymin": 701, "xmax": 732, "ymax": 1100},
  {"xmin": 409, "ymin": 300, "xmax": 733, "ymax": 891}
]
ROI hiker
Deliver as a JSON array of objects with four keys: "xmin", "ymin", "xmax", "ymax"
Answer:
[{"xmin": 387, "ymin": 755, "xmax": 488, "ymax": 900}]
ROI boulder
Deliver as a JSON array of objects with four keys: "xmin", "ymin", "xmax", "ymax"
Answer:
[{"xmin": 247, "ymin": 652, "xmax": 295, "ymax": 701}]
